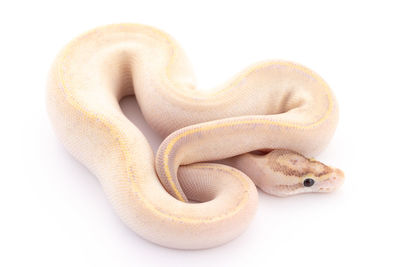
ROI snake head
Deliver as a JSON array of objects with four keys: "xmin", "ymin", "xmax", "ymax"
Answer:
[
  {"xmin": 262, "ymin": 150, "xmax": 345, "ymax": 197},
  {"xmin": 237, "ymin": 150, "xmax": 345, "ymax": 197}
]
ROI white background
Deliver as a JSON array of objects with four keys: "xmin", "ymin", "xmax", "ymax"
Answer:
[{"xmin": 1, "ymin": 1, "xmax": 399, "ymax": 266}]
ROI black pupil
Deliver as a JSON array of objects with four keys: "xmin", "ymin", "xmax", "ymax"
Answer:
[{"xmin": 303, "ymin": 178, "xmax": 315, "ymax": 187}]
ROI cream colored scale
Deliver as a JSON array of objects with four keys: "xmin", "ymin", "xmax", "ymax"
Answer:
[{"xmin": 47, "ymin": 24, "xmax": 344, "ymax": 249}]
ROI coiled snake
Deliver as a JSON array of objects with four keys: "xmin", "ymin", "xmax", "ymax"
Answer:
[{"xmin": 47, "ymin": 24, "xmax": 344, "ymax": 249}]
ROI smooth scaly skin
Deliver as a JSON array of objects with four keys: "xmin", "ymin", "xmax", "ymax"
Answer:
[{"xmin": 47, "ymin": 24, "xmax": 344, "ymax": 249}]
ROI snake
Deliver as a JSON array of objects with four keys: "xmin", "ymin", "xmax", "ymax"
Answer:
[{"xmin": 47, "ymin": 23, "xmax": 344, "ymax": 249}]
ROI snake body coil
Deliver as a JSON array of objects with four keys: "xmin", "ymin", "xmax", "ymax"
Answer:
[{"xmin": 47, "ymin": 24, "xmax": 344, "ymax": 249}]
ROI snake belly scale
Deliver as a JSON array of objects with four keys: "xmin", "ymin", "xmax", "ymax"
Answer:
[{"xmin": 47, "ymin": 23, "xmax": 344, "ymax": 249}]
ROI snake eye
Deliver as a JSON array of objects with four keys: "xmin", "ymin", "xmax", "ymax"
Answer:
[{"xmin": 303, "ymin": 178, "xmax": 315, "ymax": 187}]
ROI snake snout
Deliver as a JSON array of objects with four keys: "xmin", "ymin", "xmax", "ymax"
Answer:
[
  {"xmin": 317, "ymin": 168, "xmax": 345, "ymax": 193},
  {"xmin": 332, "ymin": 168, "xmax": 345, "ymax": 188}
]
